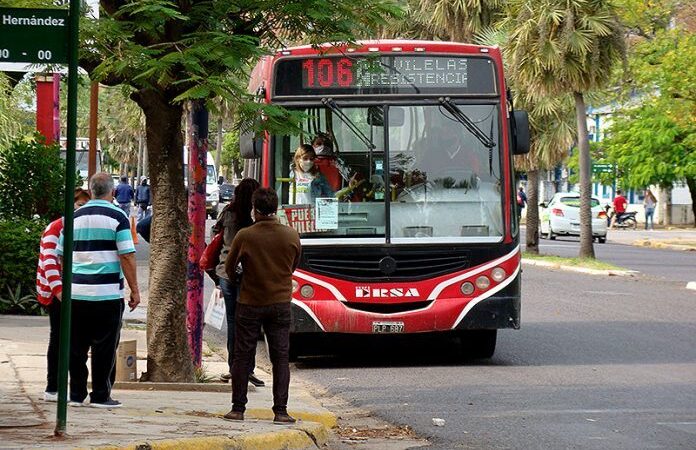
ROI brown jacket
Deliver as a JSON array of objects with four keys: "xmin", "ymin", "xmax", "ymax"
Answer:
[{"xmin": 225, "ymin": 215, "xmax": 301, "ymax": 306}]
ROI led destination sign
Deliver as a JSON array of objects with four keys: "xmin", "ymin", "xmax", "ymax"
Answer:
[{"xmin": 273, "ymin": 55, "xmax": 496, "ymax": 97}]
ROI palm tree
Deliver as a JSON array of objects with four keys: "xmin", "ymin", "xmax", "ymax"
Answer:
[
  {"xmin": 503, "ymin": 0, "xmax": 625, "ymax": 258},
  {"xmin": 514, "ymin": 91, "xmax": 576, "ymax": 254},
  {"xmin": 418, "ymin": 0, "xmax": 503, "ymax": 41}
]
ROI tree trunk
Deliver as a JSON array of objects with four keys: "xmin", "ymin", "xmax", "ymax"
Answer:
[
  {"xmin": 215, "ymin": 117, "xmax": 223, "ymax": 180},
  {"xmin": 134, "ymin": 89, "xmax": 194, "ymax": 382},
  {"xmin": 525, "ymin": 169, "xmax": 540, "ymax": 254},
  {"xmin": 686, "ymin": 176, "xmax": 696, "ymax": 227},
  {"xmin": 659, "ymin": 185, "xmax": 672, "ymax": 226},
  {"xmin": 574, "ymin": 92, "xmax": 595, "ymax": 259}
]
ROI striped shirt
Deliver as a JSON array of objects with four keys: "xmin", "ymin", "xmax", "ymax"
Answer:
[
  {"xmin": 57, "ymin": 200, "xmax": 135, "ymax": 301},
  {"xmin": 36, "ymin": 218, "xmax": 64, "ymax": 305}
]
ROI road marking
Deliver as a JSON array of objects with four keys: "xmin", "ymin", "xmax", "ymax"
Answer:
[{"xmin": 686, "ymin": 282, "xmax": 696, "ymax": 291}]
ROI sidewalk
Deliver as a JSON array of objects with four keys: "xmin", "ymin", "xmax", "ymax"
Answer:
[
  {"xmin": 605, "ymin": 228, "xmax": 696, "ymax": 250},
  {"xmin": 0, "ymin": 233, "xmax": 336, "ymax": 449},
  {"xmin": 0, "ymin": 315, "xmax": 334, "ymax": 449}
]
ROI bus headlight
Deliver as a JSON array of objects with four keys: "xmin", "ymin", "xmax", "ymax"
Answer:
[
  {"xmin": 300, "ymin": 284, "xmax": 314, "ymax": 298},
  {"xmin": 292, "ymin": 279, "xmax": 299, "ymax": 293},
  {"xmin": 475, "ymin": 275, "xmax": 490, "ymax": 290},
  {"xmin": 460, "ymin": 282, "xmax": 475, "ymax": 295},
  {"xmin": 491, "ymin": 267, "xmax": 506, "ymax": 282}
]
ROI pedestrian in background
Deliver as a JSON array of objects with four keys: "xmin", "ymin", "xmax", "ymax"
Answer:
[
  {"xmin": 36, "ymin": 188, "xmax": 91, "ymax": 402},
  {"xmin": 211, "ymin": 178, "xmax": 265, "ymax": 388},
  {"xmin": 114, "ymin": 175, "xmax": 134, "ymax": 216},
  {"xmin": 644, "ymin": 189, "xmax": 657, "ymax": 230},
  {"xmin": 517, "ymin": 186, "xmax": 527, "ymax": 222},
  {"xmin": 224, "ymin": 187, "xmax": 301, "ymax": 423},
  {"xmin": 135, "ymin": 176, "xmax": 151, "ymax": 221},
  {"xmin": 57, "ymin": 173, "xmax": 140, "ymax": 408}
]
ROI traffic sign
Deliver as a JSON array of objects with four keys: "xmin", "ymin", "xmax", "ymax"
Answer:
[
  {"xmin": 592, "ymin": 163, "xmax": 614, "ymax": 174},
  {"xmin": 0, "ymin": 8, "xmax": 69, "ymax": 64}
]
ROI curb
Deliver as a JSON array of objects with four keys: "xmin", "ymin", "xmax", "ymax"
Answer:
[
  {"xmin": 522, "ymin": 258, "xmax": 637, "ymax": 277},
  {"xmin": 111, "ymin": 381, "xmax": 241, "ymax": 393},
  {"xmin": 632, "ymin": 240, "xmax": 696, "ymax": 251},
  {"xmin": 93, "ymin": 421, "xmax": 329, "ymax": 450},
  {"xmin": 686, "ymin": 282, "xmax": 696, "ymax": 291}
]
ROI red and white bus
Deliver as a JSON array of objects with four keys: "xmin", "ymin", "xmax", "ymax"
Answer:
[{"xmin": 241, "ymin": 40, "xmax": 529, "ymax": 358}]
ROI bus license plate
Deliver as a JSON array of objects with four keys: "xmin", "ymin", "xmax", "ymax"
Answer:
[{"xmin": 372, "ymin": 321, "xmax": 404, "ymax": 334}]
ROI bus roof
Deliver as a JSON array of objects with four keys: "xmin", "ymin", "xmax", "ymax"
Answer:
[{"xmin": 273, "ymin": 40, "xmax": 500, "ymax": 57}]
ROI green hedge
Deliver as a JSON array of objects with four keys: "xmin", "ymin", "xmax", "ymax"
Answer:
[{"xmin": 0, "ymin": 218, "xmax": 47, "ymax": 315}]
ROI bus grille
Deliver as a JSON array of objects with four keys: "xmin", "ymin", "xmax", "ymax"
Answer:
[
  {"xmin": 342, "ymin": 301, "xmax": 432, "ymax": 314},
  {"xmin": 303, "ymin": 248, "xmax": 469, "ymax": 281}
]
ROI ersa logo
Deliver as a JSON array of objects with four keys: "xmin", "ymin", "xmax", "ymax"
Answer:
[{"xmin": 355, "ymin": 286, "xmax": 420, "ymax": 298}]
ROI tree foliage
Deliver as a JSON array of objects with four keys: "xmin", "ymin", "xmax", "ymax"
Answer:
[
  {"xmin": 0, "ymin": 137, "xmax": 65, "ymax": 220},
  {"xmin": 602, "ymin": 103, "xmax": 696, "ymax": 189}
]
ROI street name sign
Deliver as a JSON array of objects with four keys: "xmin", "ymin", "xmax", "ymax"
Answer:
[
  {"xmin": 0, "ymin": 8, "xmax": 69, "ymax": 64},
  {"xmin": 592, "ymin": 163, "xmax": 614, "ymax": 174}
]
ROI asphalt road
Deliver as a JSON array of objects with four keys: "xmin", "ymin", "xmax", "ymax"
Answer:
[
  {"xmin": 522, "ymin": 229, "xmax": 696, "ymax": 284},
  {"xmin": 289, "ymin": 266, "xmax": 696, "ymax": 449}
]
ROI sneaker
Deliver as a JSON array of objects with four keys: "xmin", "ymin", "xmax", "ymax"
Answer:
[
  {"xmin": 43, "ymin": 392, "xmax": 58, "ymax": 402},
  {"xmin": 248, "ymin": 373, "xmax": 265, "ymax": 387},
  {"xmin": 89, "ymin": 398, "xmax": 122, "ymax": 409},
  {"xmin": 68, "ymin": 400, "xmax": 85, "ymax": 407},
  {"xmin": 273, "ymin": 412, "xmax": 296, "ymax": 424},
  {"xmin": 220, "ymin": 372, "xmax": 232, "ymax": 382}
]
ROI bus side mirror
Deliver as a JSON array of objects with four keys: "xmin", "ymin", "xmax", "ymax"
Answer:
[
  {"xmin": 512, "ymin": 110, "xmax": 530, "ymax": 155},
  {"xmin": 240, "ymin": 130, "xmax": 263, "ymax": 159}
]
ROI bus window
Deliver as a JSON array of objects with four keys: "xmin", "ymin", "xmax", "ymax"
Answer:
[
  {"xmin": 273, "ymin": 107, "xmax": 387, "ymax": 238},
  {"xmin": 389, "ymin": 104, "xmax": 503, "ymax": 241}
]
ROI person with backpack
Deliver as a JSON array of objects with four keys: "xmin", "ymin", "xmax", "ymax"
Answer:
[
  {"xmin": 517, "ymin": 186, "xmax": 527, "ymax": 221},
  {"xmin": 135, "ymin": 176, "xmax": 151, "ymax": 221}
]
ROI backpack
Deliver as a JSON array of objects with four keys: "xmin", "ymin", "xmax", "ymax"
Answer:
[{"xmin": 517, "ymin": 193, "xmax": 523, "ymax": 206}]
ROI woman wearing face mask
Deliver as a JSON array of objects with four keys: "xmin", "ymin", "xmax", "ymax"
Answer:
[{"xmin": 290, "ymin": 144, "xmax": 335, "ymax": 204}]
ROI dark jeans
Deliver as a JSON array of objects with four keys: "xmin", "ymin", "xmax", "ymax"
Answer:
[
  {"xmin": 69, "ymin": 299, "xmax": 124, "ymax": 403},
  {"xmin": 219, "ymin": 277, "xmax": 255, "ymax": 374},
  {"xmin": 231, "ymin": 302, "xmax": 291, "ymax": 414},
  {"xmin": 45, "ymin": 300, "xmax": 61, "ymax": 393}
]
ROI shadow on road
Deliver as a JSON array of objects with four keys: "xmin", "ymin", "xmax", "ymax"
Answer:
[{"xmin": 293, "ymin": 320, "xmax": 695, "ymax": 369}]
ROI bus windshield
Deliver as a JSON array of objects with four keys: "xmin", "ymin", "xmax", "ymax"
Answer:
[{"xmin": 272, "ymin": 103, "xmax": 502, "ymax": 242}]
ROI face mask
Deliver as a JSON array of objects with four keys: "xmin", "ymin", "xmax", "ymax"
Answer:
[
  {"xmin": 314, "ymin": 145, "xmax": 324, "ymax": 154},
  {"xmin": 300, "ymin": 160, "xmax": 314, "ymax": 172}
]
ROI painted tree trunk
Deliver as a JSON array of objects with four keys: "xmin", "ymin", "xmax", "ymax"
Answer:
[
  {"xmin": 525, "ymin": 169, "xmax": 540, "ymax": 254},
  {"xmin": 215, "ymin": 117, "xmax": 223, "ymax": 179},
  {"xmin": 574, "ymin": 92, "xmax": 595, "ymax": 259},
  {"xmin": 186, "ymin": 100, "xmax": 208, "ymax": 367},
  {"xmin": 135, "ymin": 89, "xmax": 194, "ymax": 382}
]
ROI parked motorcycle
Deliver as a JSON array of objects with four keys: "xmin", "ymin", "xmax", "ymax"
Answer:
[{"xmin": 604, "ymin": 204, "xmax": 637, "ymax": 229}]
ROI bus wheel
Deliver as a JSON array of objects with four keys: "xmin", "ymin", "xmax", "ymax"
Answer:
[{"xmin": 460, "ymin": 329, "xmax": 497, "ymax": 359}]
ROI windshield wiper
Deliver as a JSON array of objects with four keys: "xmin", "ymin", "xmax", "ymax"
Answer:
[
  {"xmin": 438, "ymin": 97, "xmax": 496, "ymax": 149},
  {"xmin": 321, "ymin": 98, "xmax": 376, "ymax": 151}
]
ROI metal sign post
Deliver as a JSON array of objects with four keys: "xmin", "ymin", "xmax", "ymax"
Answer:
[{"xmin": 54, "ymin": 0, "xmax": 79, "ymax": 436}]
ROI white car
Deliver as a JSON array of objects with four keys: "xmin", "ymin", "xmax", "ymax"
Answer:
[{"xmin": 539, "ymin": 193, "xmax": 607, "ymax": 243}]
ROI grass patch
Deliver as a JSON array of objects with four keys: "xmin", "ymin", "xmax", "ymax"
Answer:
[
  {"xmin": 194, "ymin": 365, "xmax": 216, "ymax": 383},
  {"xmin": 662, "ymin": 240, "xmax": 696, "ymax": 249},
  {"xmin": 522, "ymin": 252, "xmax": 624, "ymax": 271}
]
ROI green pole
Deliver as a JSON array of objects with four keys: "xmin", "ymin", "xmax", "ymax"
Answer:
[{"xmin": 54, "ymin": 0, "xmax": 80, "ymax": 437}]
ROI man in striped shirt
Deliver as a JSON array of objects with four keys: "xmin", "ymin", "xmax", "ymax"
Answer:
[
  {"xmin": 57, "ymin": 172, "xmax": 140, "ymax": 408},
  {"xmin": 36, "ymin": 188, "xmax": 91, "ymax": 402}
]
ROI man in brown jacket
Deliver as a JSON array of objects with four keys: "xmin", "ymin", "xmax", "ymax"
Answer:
[{"xmin": 224, "ymin": 187, "xmax": 301, "ymax": 423}]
